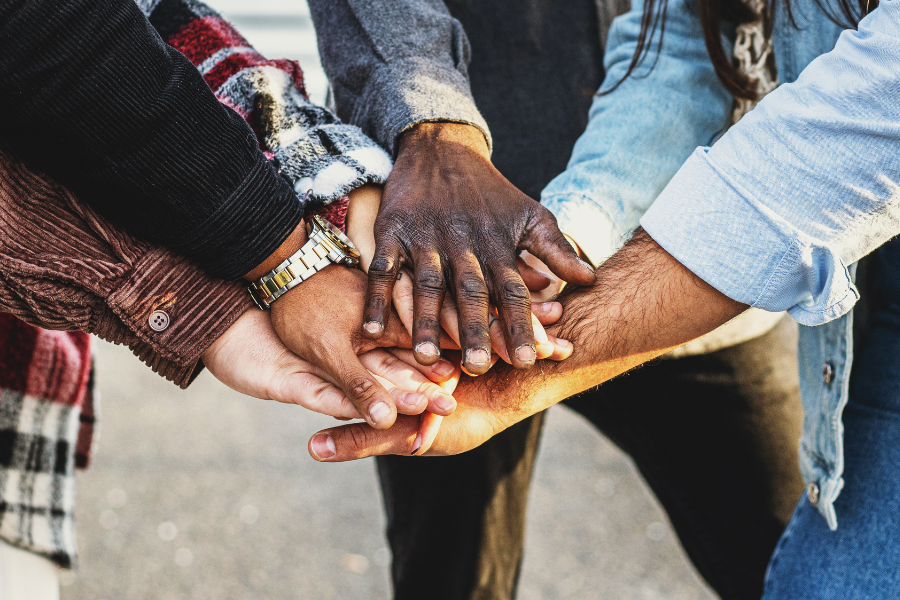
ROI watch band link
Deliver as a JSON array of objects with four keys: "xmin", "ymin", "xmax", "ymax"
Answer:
[{"xmin": 248, "ymin": 227, "xmax": 344, "ymax": 309}]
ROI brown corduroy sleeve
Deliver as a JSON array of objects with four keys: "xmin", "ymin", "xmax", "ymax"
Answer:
[{"xmin": 0, "ymin": 148, "xmax": 252, "ymax": 388}]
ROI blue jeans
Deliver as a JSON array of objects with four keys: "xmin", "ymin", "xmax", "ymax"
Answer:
[{"xmin": 763, "ymin": 238, "xmax": 900, "ymax": 599}]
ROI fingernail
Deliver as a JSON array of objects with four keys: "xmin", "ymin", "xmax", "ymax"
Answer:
[
  {"xmin": 534, "ymin": 269, "xmax": 554, "ymax": 280},
  {"xmin": 515, "ymin": 344, "xmax": 536, "ymax": 364},
  {"xmin": 368, "ymin": 401, "xmax": 391, "ymax": 424},
  {"xmin": 416, "ymin": 342, "xmax": 440, "ymax": 359},
  {"xmin": 433, "ymin": 392, "xmax": 455, "ymax": 414},
  {"xmin": 465, "ymin": 348, "xmax": 490, "ymax": 367},
  {"xmin": 311, "ymin": 433, "xmax": 335, "ymax": 459},
  {"xmin": 432, "ymin": 359, "xmax": 454, "ymax": 378},
  {"xmin": 411, "ymin": 433, "xmax": 423, "ymax": 456},
  {"xmin": 541, "ymin": 302, "xmax": 555, "ymax": 313},
  {"xmin": 556, "ymin": 338, "xmax": 571, "ymax": 348},
  {"xmin": 364, "ymin": 321, "xmax": 383, "ymax": 335}
]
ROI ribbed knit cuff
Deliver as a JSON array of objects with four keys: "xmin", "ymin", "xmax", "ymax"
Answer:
[{"xmin": 352, "ymin": 57, "xmax": 492, "ymax": 157}]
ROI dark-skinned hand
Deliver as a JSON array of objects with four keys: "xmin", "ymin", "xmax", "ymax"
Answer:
[{"xmin": 362, "ymin": 122, "xmax": 596, "ymax": 375}]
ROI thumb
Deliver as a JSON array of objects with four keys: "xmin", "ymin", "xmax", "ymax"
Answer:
[
  {"xmin": 309, "ymin": 415, "xmax": 420, "ymax": 461},
  {"xmin": 523, "ymin": 209, "xmax": 596, "ymax": 287},
  {"xmin": 321, "ymin": 344, "xmax": 400, "ymax": 429}
]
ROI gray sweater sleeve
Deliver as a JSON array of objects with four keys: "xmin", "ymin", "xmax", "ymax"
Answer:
[{"xmin": 307, "ymin": 0, "xmax": 491, "ymax": 156}]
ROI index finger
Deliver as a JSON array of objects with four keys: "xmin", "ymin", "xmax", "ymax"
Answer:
[{"xmin": 363, "ymin": 237, "xmax": 404, "ymax": 338}]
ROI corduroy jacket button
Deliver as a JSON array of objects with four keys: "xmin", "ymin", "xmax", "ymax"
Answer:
[{"xmin": 149, "ymin": 310, "xmax": 170, "ymax": 332}]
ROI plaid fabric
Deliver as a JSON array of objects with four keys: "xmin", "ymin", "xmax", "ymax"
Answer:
[
  {"xmin": 0, "ymin": 314, "xmax": 92, "ymax": 569},
  {"xmin": 0, "ymin": 0, "xmax": 389, "ymax": 567},
  {"xmin": 142, "ymin": 0, "xmax": 391, "ymax": 220}
]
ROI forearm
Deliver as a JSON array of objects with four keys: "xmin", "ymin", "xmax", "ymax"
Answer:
[
  {"xmin": 487, "ymin": 230, "xmax": 747, "ymax": 417},
  {"xmin": 641, "ymin": 8, "xmax": 900, "ymax": 327},
  {"xmin": 0, "ymin": 147, "xmax": 252, "ymax": 388},
  {"xmin": 309, "ymin": 228, "xmax": 749, "ymax": 460},
  {"xmin": 0, "ymin": 0, "xmax": 300, "ymax": 279}
]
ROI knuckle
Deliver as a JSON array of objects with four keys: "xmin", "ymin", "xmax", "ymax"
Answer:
[
  {"xmin": 374, "ymin": 352, "xmax": 399, "ymax": 374},
  {"xmin": 501, "ymin": 280, "xmax": 530, "ymax": 303},
  {"xmin": 458, "ymin": 276, "xmax": 489, "ymax": 302},
  {"xmin": 378, "ymin": 211, "xmax": 411, "ymax": 235},
  {"xmin": 415, "ymin": 316, "xmax": 441, "ymax": 333},
  {"xmin": 462, "ymin": 321, "xmax": 490, "ymax": 343},
  {"xmin": 369, "ymin": 256, "xmax": 398, "ymax": 277},
  {"xmin": 347, "ymin": 375, "xmax": 376, "ymax": 401},
  {"xmin": 448, "ymin": 213, "xmax": 473, "ymax": 236},
  {"xmin": 346, "ymin": 426, "xmax": 372, "ymax": 455},
  {"xmin": 415, "ymin": 268, "xmax": 445, "ymax": 293},
  {"xmin": 507, "ymin": 320, "xmax": 532, "ymax": 337}
]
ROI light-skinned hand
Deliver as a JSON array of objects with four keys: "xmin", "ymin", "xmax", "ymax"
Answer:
[{"xmin": 202, "ymin": 308, "xmax": 458, "ymax": 420}]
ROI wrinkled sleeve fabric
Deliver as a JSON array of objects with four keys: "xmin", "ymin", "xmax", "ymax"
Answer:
[
  {"xmin": 0, "ymin": 0, "xmax": 301, "ymax": 280},
  {"xmin": 641, "ymin": 3, "xmax": 900, "ymax": 326},
  {"xmin": 0, "ymin": 147, "xmax": 252, "ymax": 388},
  {"xmin": 540, "ymin": 0, "xmax": 733, "ymax": 266},
  {"xmin": 307, "ymin": 0, "xmax": 491, "ymax": 156}
]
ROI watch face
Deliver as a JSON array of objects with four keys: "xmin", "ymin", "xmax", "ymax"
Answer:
[{"xmin": 314, "ymin": 215, "xmax": 361, "ymax": 259}]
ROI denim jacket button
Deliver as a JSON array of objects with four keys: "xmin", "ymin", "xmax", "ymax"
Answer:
[
  {"xmin": 807, "ymin": 482, "xmax": 820, "ymax": 507},
  {"xmin": 148, "ymin": 310, "xmax": 170, "ymax": 332},
  {"xmin": 822, "ymin": 362, "xmax": 834, "ymax": 385}
]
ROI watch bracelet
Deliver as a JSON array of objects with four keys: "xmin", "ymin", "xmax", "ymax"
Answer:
[{"xmin": 247, "ymin": 225, "xmax": 342, "ymax": 309}]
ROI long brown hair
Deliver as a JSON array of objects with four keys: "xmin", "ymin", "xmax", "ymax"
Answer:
[{"xmin": 607, "ymin": 0, "xmax": 878, "ymax": 100}]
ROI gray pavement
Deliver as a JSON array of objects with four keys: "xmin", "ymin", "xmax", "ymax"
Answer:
[
  {"xmin": 60, "ymin": 3, "xmax": 716, "ymax": 597},
  {"xmin": 60, "ymin": 340, "xmax": 714, "ymax": 600}
]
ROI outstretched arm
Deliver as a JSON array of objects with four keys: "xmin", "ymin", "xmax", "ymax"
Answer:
[{"xmin": 308, "ymin": 229, "xmax": 746, "ymax": 460}]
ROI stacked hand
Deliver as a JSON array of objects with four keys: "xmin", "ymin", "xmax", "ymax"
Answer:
[{"xmin": 204, "ymin": 122, "xmax": 595, "ymax": 457}]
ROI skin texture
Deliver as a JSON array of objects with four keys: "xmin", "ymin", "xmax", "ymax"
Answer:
[
  {"xmin": 361, "ymin": 122, "xmax": 596, "ymax": 375},
  {"xmin": 308, "ymin": 230, "xmax": 749, "ymax": 460},
  {"xmin": 345, "ymin": 184, "xmax": 572, "ymax": 446},
  {"xmin": 242, "ymin": 186, "xmax": 458, "ymax": 430},
  {"xmin": 269, "ymin": 265, "xmax": 456, "ymax": 429},
  {"xmin": 200, "ymin": 309, "xmax": 459, "ymax": 419},
  {"xmin": 237, "ymin": 183, "xmax": 573, "ymax": 436},
  {"xmin": 350, "ymin": 184, "xmax": 574, "ymax": 367}
]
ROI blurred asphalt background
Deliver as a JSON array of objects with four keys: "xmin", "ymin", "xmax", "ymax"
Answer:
[{"xmin": 59, "ymin": 2, "xmax": 716, "ymax": 598}]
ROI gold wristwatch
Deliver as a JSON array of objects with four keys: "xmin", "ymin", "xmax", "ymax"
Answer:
[{"xmin": 247, "ymin": 215, "xmax": 360, "ymax": 309}]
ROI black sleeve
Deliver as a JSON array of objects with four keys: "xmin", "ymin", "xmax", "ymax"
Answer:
[{"xmin": 0, "ymin": 0, "xmax": 301, "ymax": 280}]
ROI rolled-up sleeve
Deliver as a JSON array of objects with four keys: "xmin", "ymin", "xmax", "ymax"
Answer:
[{"xmin": 641, "ymin": 2, "xmax": 900, "ymax": 326}]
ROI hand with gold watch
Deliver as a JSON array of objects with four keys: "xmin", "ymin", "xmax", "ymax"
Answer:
[
  {"xmin": 247, "ymin": 215, "xmax": 361, "ymax": 309},
  {"xmin": 242, "ymin": 189, "xmax": 460, "ymax": 431}
]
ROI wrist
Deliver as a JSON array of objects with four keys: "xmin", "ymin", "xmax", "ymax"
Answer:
[
  {"xmin": 244, "ymin": 220, "xmax": 308, "ymax": 282},
  {"xmin": 346, "ymin": 185, "xmax": 383, "ymax": 273},
  {"xmin": 399, "ymin": 122, "xmax": 490, "ymax": 160}
]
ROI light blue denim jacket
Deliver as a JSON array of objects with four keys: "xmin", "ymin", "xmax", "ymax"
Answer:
[{"xmin": 542, "ymin": 0, "xmax": 900, "ymax": 528}]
